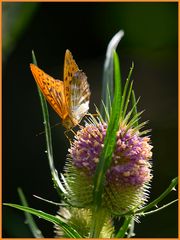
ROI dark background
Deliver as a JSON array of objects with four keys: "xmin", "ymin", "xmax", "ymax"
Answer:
[{"xmin": 3, "ymin": 2, "xmax": 178, "ymax": 238}]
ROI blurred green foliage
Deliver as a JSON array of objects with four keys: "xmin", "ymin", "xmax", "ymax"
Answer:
[{"xmin": 3, "ymin": 2, "xmax": 38, "ymax": 60}]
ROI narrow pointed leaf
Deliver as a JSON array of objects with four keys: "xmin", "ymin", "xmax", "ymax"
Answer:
[
  {"xmin": 101, "ymin": 30, "xmax": 124, "ymax": 119},
  {"xmin": 31, "ymin": 51, "xmax": 63, "ymax": 197},
  {"xmin": 91, "ymin": 51, "xmax": 121, "ymax": 237},
  {"xmin": 4, "ymin": 203, "xmax": 82, "ymax": 238},
  {"xmin": 93, "ymin": 51, "xmax": 121, "ymax": 205}
]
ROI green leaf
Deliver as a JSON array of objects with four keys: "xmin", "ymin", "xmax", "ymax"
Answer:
[
  {"xmin": 3, "ymin": 3, "xmax": 38, "ymax": 60},
  {"xmin": 31, "ymin": 51, "xmax": 64, "ymax": 197},
  {"xmin": 91, "ymin": 51, "xmax": 122, "ymax": 237},
  {"xmin": 101, "ymin": 30, "xmax": 124, "ymax": 120},
  {"xmin": 18, "ymin": 188, "xmax": 44, "ymax": 238},
  {"xmin": 3, "ymin": 203, "xmax": 82, "ymax": 238},
  {"xmin": 93, "ymin": 51, "xmax": 121, "ymax": 206}
]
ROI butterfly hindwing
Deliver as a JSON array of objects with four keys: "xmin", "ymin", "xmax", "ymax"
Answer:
[
  {"xmin": 30, "ymin": 64, "xmax": 68, "ymax": 119},
  {"xmin": 69, "ymin": 70, "xmax": 90, "ymax": 122}
]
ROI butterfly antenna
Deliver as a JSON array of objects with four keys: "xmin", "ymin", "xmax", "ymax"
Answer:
[
  {"xmin": 36, "ymin": 122, "xmax": 61, "ymax": 136},
  {"xmin": 36, "ymin": 130, "xmax": 45, "ymax": 137}
]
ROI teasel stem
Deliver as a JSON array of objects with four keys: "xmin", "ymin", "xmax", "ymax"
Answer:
[
  {"xmin": 116, "ymin": 215, "xmax": 132, "ymax": 238},
  {"xmin": 90, "ymin": 207, "xmax": 107, "ymax": 238}
]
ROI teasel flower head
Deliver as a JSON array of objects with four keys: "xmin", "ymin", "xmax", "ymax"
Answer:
[
  {"xmin": 56, "ymin": 112, "xmax": 152, "ymax": 236},
  {"xmin": 63, "ymin": 117, "xmax": 152, "ymax": 214},
  {"xmin": 58, "ymin": 54, "xmax": 153, "ymax": 237}
]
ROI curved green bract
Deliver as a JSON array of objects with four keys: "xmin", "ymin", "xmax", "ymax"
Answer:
[
  {"xmin": 136, "ymin": 177, "xmax": 178, "ymax": 214},
  {"xmin": 118, "ymin": 177, "xmax": 178, "ymax": 217}
]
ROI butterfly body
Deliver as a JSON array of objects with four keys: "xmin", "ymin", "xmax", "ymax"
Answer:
[{"xmin": 30, "ymin": 50, "xmax": 90, "ymax": 129}]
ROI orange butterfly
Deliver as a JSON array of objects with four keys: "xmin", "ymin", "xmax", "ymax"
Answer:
[{"xmin": 30, "ymin": 50, "xmax": 90, "ymax": 129}]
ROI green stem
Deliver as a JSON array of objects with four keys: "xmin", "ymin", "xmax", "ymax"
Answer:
[
  {"xmin": 127, "ymin": 218, "xmax": 135, "ymax": 237},
  {"xmin": 18, "ymin": 188, "xmax": 44, "ymax": 238},
  {"xmin": 115, "ymin": 216, "xmax": 132, "ymax": 238},
  {"xmin": 90, "ymin": 207, "xmax": 107, "ymax": 238}
]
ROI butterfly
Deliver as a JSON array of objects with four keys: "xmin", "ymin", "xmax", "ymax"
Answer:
[{"xmin": 30, "ymin": 50, "xmax": 90, "ymax": 129}]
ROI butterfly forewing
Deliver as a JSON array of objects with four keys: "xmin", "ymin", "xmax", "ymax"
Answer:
[
  {"xmin": 69, "ymin": 71, "xmax": 90, "ymax": 122},
  {"xmin": 63, "ymin": 50, "xmax": 79, "ymax": 106},
  {"xmin": 30, "ymin": 64, "xmax": 68, "ymax": 119}
]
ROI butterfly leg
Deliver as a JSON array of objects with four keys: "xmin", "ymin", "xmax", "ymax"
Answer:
[
  {"xmin": 64, "ymin": 130, "xmax": 72, "ymax": 144},
  {"xmin": 64, "ymin": 128, "xmax": 77, "ymax": 144},
  {"xmin": 77, "ymin": 123, "xmax": 83, "ymax": 129},
  {"xmin": 70, "ymin": 128, "xmax": 77, "ymax": 136}
]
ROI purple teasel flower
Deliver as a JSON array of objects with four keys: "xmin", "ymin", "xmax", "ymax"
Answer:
[
  {"xmin": 69, "ymin": 123, "xmax": 152, "ymax": 187},
  {"xmin": 61, "ymin": 117, "xmax": 153, "ymax": 215}
]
